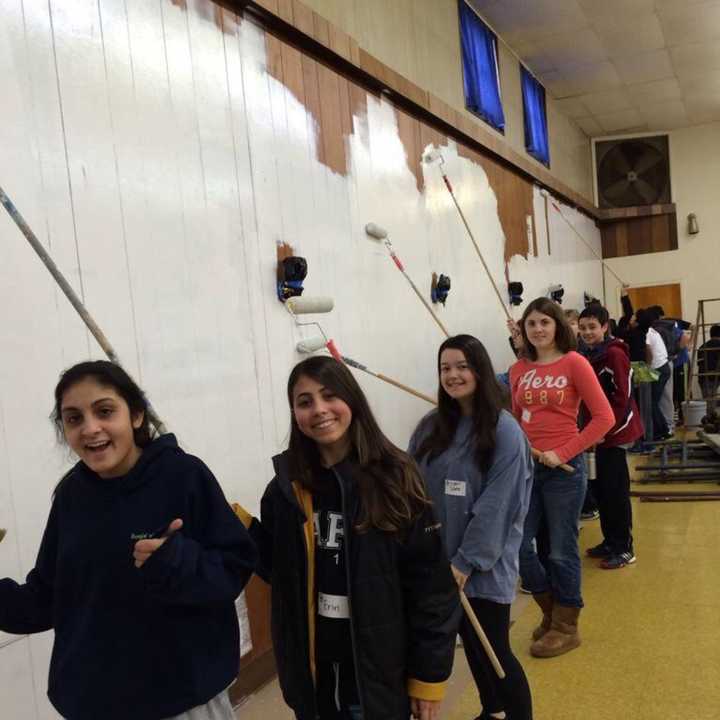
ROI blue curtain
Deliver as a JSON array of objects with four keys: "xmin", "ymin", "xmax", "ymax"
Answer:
[
  {"xmin": 458, "ymin": 1, "xmax": 505, "ymax": 132},
  {"xmin": 521, "ymin": 66, "xmax": 550, "ymax": 166}
]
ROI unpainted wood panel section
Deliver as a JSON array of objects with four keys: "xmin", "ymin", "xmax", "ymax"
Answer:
[
  {"xmin": 628, "ymin": 284, "xmax": 682, "ymax": 319},
  {"xmin": 457, "ymin": 145, "xmax": 535, "ymax": 263},
  {"xmin": 601, "ymin": 214, "xmax": 678, "ymax": 259}
]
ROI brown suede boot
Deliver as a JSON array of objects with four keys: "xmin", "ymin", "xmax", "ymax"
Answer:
[
  {"xmin": 530, "ymin": 605, "xmax": 581, "ymax": 658},
  {"xmin": 531, "ymin": 591, "xmax": 554, "ymax": 641}
]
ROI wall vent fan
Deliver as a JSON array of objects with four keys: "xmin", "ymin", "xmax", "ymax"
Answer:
[{"xmin": 595, "ymin": 135, "xmax": 671, "ymax": 209}]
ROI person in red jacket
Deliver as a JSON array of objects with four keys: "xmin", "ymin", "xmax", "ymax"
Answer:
[
  {"xmin": 579, "ymin": 305, "xmax": 644, "ymax": 569},
  {"xmin": 510, "ymin": 298, "xmax": 614, "ymax": 659}
]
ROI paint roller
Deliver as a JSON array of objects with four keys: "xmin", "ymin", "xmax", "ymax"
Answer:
[
  {"xmin": 421, "ymin": 147, "xmax": 513, "ymax": 322},
  {"xmin": 284, "ymin": 297, "xmax": 342, "ymax": 361},
  {"xmin": 364, "ymin": 223, "xmax": 449, "ymax": 338},
  {"xmin": 0, "ymin": 184, "xmax": 167, "ymax": 434},
  {"xmin": 296, "ymin": 335, "xmax": 436, "ymax": 405}
]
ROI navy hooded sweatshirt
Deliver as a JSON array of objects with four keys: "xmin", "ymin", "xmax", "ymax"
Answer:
[{"xmin": 0, "ymin": 434, "xmax": 257, "ymax": 720}]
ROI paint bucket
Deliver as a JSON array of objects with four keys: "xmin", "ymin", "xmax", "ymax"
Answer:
[{"xmin": 683, "ymin": 400, "xmax": 707, "ymax": 427}]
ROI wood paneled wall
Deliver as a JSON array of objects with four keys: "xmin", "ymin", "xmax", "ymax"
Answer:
[
  {"xmin": 262, "ymin": 25, "xmax": 536, "ymax": 262},
  {"xmin": 601, "ymin": 213, "xmax": 678, "ymax": 259}
]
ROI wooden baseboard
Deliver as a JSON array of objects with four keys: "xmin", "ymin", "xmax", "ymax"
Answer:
[{"xmin": 229, "ymin": 648, "xmax": 278, "ymax": 706}]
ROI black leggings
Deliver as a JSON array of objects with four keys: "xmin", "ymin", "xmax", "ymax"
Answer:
[{"xmin": 459, "ymin": 597, "xmax": 533, "ymax": 720}]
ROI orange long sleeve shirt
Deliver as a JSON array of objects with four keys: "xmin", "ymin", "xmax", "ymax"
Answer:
[{"xmin": 509, "ymin": 351, "xmax": 614, "ymax": 464}]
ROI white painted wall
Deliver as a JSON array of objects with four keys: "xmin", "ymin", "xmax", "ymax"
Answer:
[
  {"xmin": 0, "ymin": 1, "xmax": 602, "ymax": 717},
  {"xmin": 601, "ymin": 122, "xmax": 720, "ymax": 325}
]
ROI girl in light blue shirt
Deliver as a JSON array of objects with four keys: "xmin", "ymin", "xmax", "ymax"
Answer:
[{"xmin": 410, "ymin": 335, "xmax": 533, "ymax": 720}]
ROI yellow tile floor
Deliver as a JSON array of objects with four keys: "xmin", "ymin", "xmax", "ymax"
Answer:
[
  {"xmin": 447, "ymin": 463, "xmax": 720, "ymax": 720},
  {"xmin": 239, "ymin": 454, "xmax": 720, "ymax": 720}
]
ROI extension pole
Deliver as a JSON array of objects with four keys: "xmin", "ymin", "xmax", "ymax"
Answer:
[
  {"xmin": 388, "ymin": 249, "xmax": 450, "ymax": 338},
  {"xmin": 460, "ymin": 591, "xmax": 505, "ymax": 679},
  {"xmin": 365, "ymin": 224, "xmax": 449, "ymax": 338},
  {"xmin": 548, "ymin": 199, "xmax": 626, "ymax": 286},
  {"xmin": 341, "ymin": 355, "xmax": 437, "ymax": 405},
  {"xmin": 433, "ymin": 163, "xmax": 512, "ymax": 322},
  {"xmin": 0, "ymin": 184, "xmax": 167, "ymax": 434}
]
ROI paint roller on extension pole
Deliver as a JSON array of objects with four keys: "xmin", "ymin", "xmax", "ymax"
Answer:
[
  {"xmin": 284, "ymin": 296, "xmax": 343, "ymax": 362},
  {"xmin": 422, "ymin": 148, "xmax": 512, "ymax": 323},
  {"xmin": 296, "ymin": 335, "xmax": 437, "ymax": 406},
  {"xmin": 0, "ymin": 184, "xmax": 167, "ymax": 434},
  {"xmin": 365, "ymin": 223, "xmax": 449, "ymax": 338}
]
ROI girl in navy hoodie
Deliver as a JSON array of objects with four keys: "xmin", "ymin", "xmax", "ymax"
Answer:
[{"xmin": 0, "ymin": 361, "xmax": 257, "ymax": 720}]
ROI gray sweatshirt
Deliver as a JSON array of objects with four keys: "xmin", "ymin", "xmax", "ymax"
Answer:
[{"xmin": 409, "ymin": 410, "xmax": 533, "ymax": 604}]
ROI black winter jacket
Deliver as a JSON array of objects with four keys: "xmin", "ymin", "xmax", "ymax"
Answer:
[{"xmin": 243, "ymin": 451, "xmax": 461, "ymax": 720}]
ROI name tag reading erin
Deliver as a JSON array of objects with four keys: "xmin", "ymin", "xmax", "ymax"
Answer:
[
  {"xmin": 318, "ymin": 592, "xmax": 350, "ymax": 619},
  {"xmin": 445, "ymin": 479, "xmax": 466, "ymax": 497}
]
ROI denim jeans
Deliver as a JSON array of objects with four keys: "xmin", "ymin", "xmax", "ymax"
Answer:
[
  {"xmin": 650, "ymin": 362, "xmax": 671, "ymax": 439},
  {"xmin": 519, "ymin": 454, "xmax": 587, "ymax": 608}
]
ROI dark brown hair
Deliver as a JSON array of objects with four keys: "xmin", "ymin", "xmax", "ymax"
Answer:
[
  {"xmin": 53, "ymin": 361, "xmax": 154, "ymax": 446},
  {"xmin": 520, "ymin": 297, "xmax": 577, "ymax": 360},
  {"xmin": 414, "ymin": 335, "xmax": 505, "ymax": 472},
  {"xmin": 286, "ymin": 356, "xmax": 429, "ymax": 533}
]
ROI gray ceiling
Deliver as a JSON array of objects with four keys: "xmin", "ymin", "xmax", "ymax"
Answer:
[{"xmin": 468, "ymin": 0, "xmax": 720, "ymax": 136}]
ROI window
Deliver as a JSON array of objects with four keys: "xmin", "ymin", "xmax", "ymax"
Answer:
[
  {"xmin": 458, "ymin": 1, "xmax": 505, "ymax": 133},
  {"xmin": 521, "ymin": 66, "xmax": 550, "ymax": 166}
]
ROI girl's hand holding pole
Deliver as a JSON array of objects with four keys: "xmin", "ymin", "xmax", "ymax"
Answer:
[
  {"xmin": 450, "ymin": 564, "xmax": 469, "ymax": 591},
  {"xmin": 410, "ymin": 697, "xmax": 440, "ymax": 720},
  {"xmin": 133, "ymin": 519, "xmax": 183, "ymax": 568}
]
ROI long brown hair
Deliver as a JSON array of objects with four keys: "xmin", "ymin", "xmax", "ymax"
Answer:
[
  {"xmin": 414, "ymin": 335, "xmax": 505, "ymax": 472},
  {"xmin": 287, "ymin": 356, "xmax": 429, "ymax": 533},
  {"xmin": 519, "ymin": 297, "xmax": 577, "ymax": 360}
]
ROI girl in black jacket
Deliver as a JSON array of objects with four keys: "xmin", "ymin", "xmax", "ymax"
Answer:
[
  {"xmin": 0, "ymin": 361, "xmax": 257, "ymax": 720},
  {"xmin": 237, "ymin": 356, "xmax": 461, "ymax": 720}
]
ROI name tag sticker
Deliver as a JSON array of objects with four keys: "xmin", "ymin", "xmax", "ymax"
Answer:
[
  {"xmin": 445, "ymin": 479, "xmax": 466, "ymax": 497},
  {"xmin": 522, "ymin": 408, "xmax": 532, "ymax": 423},
  {"xmin": 318, "ymin": 592, "xmax": 350, "ymax": 619}
]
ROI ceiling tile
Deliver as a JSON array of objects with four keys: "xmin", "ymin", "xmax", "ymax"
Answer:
[
  {"xmin": 575, "ymin": 116, "xmax": 604, "ymax": 136},
  {"xmin": 628, "ymin": 78, "xmax": 683, "ymax": 106},
  {"xmin": 554, "ymin": 96, "xmax": 592, "ymax": 119},
  {"xmin": 579, "ymin": 88, "xmax": 633, "ymax": 115},
  {"xmin": 514, "ymin": 28, "xmax": 608, "ymax": 71},
  {"xmin": 595, "ymin": 108, "xmax": 644, "ymax": 132},
  {"xmin": 684, "ymin": 92, "xmax": 720, "ymax": 123},
  {"xmin": 593, "ymin": 15, "xmax": 665, "ymax": 57},
  {"xmin": 536, "ymin": 69, "xmax": 576, "ymax": 98},
  {"xmin": 638, "ymin": 99, "xmax": 690, "ymax": 130},
  {"xmin": 577, "ymin": 0, "xmax": 655, "ymax": 20},
  {"xmin": 474, "ymin": 0, "xmax": 589, "ymax": 46},
  {"xmin": 558, "ymin": 61, "xmax": 622, "ymax": 96},
  {"xmin": 612, "ymin": 49, "xmax": 675, "ymax": 84},
  {"xmin": 671, "ymin": 42, "xmax": 720, "ymax": 78},
  {"xmin": 657, "ymin": 0, "xmax": 720, "ymax": 45},
  {"xmin": 678, "ymin": 69, "xmax": 720, "ymax": 96}
]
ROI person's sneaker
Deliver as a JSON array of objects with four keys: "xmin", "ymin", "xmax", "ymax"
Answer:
[
  {"xmin": 586, "ymin": 542, "xmax": 612, "ymax": 558},
  {"xmin": 580, "ymin": 509, "xmax": 600, "ymax": 520},
  {"xmin": 600, "ymin": 552, "xmax": 637, "ymax": 569}
]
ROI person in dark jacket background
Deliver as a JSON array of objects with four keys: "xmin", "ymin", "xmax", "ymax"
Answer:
[
  {"xmin": 410, "ymin": 335, "xmax": 534, "ymax": 720},
  {"xmin": 236, "ymin": 356, "xmax": 460, "ymax": 720},
  {"xmin": 0, "ymin": 361, "xmax": 257, "ymax": 720},
  {"xmin": 579, "ymin": 306, "xmax": 644, "ymax": 569}
]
